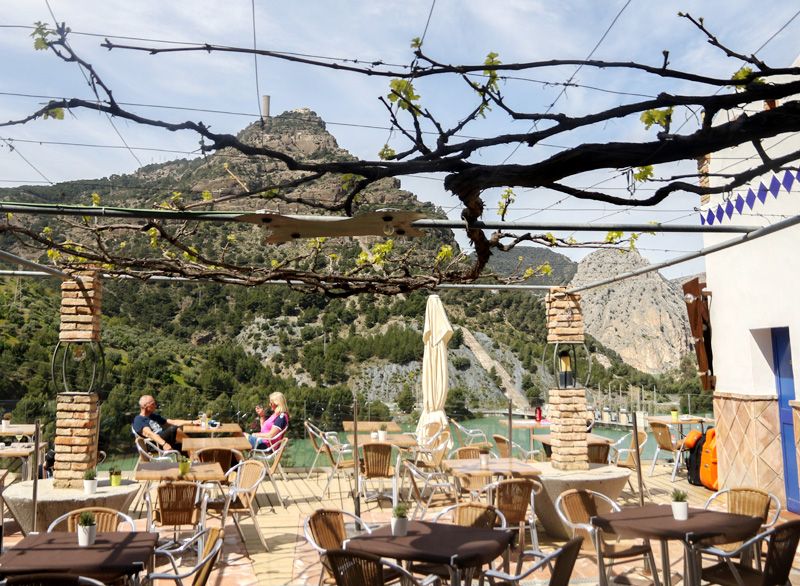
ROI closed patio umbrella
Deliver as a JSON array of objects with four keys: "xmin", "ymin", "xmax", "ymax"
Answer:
[{"xmin": 416, "ymin": 295, "xmax": 453, "ymax": 441}]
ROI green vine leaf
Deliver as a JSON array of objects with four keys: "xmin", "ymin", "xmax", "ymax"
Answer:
[
  {"xmin": 410, "ymin": 37, "xmax": 422, "ymax": 49},
  {"xmin": 378, "ymin": 144, "xmax": 396, "ymax": 160},
  {"xmin": 42, "ymin": 107, "xmax": 64, "ymax": 120},
  {"xmin": 435, "ymin": 244, "xmax": 453, "ymax": 265},
  {"xmin": 388, "ymin": 79, "xmax": 421, "ymax": 112},
  {"xmin": 605, "ymin": 230, "xmax": 624, "ymax": 244},
  {"xmin": 640, "ymin": 107, "xmax": 673, "ymax": 131},
  {"xmin": 730, "ymin": 66, "xmax": 764, "ymax": 91},
  {"xmin": 633, "ymin": 166, "xmax": 653, "ymax": 182}
]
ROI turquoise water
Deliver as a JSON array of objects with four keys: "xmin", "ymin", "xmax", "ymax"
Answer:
[{"xmin": 106, "ymin": 417, "xmax": 710, "ymax": 470}]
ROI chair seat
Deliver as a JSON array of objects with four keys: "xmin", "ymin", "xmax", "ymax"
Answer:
[
  {"xmin": 206, "ymin": 496, "xmax": 249, "ymax": 513},
  {"xmin": 701, "ymin": 561, "xmax": 762, "ymax": 586},
  {"xmin": 601, "ymin": 539, "xmax": 652, "ymax": 559}
]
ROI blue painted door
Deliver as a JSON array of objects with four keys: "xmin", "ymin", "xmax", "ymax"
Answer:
[{"xmin": 773, "ymin": 327, "xmax": 798, "ymax": 513}]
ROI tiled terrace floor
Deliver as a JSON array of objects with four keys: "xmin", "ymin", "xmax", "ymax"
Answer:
[{"xmin": 3, "ymin": 461, "xmax": 800, "ymax": 585}]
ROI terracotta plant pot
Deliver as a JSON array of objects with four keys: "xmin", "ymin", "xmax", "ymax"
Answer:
[
  {"xmin": 391, "ymin": 516, "xmax": 408, "ymax": 537},
  {"xmin": 77, "ymin": 524, "xmax": 96, "ymax": 547},
  {"xmin": 671, "ymin": 501, "xmax": 689, "ymax": 521}
]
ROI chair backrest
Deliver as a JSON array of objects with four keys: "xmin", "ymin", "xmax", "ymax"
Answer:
[
  {"xmin": 761, "ymin": 519, "xmax": 800, "ymax": 586},
  {"xmin": 488, "ymin": 478, "xmax": 536, "ymax": 525},
  {"xmin": 227, "ymin": 460, "xmax": 267, "ymax": 508},
  {"xmin": 307, "ymin": 509, "xmax": 347, "ymax": 551},
  {"xmin": 420, "ymin": 421, "xmax": 442, "ymax": 444},
  {"xmin": 650, "ymin": 422, "xmax": 677, "ymax": 451},
  {"xmin": 450, "ymin": 420, "xmax": 467, "ymax": 446},
  {"xmin": 265, "ymin": 437, "xmax": 289, "ymax": 475},
  {"xmin": 362, "ymin": 443, "xmax": 392, "ymax": 478},
  {"xmin": 189, "ymin": 527, "xmax": 223, "ymax": 586},
  {"xmin": 493, "ymin": 434, "xmax": 511, "ymax": 458},
  {"xmin": 548, "ymin": 537, "xmax": 584, "ymax": 586},
  {"xmin": 324, "ymin": 549, "xmax": 418, "ymax": 586},
  {"xmin": 195, "ymin": 448, "xmax": 242, "ymax": 473},
  {"xmin": 556, "ymin": 488, "xmax": 617, "ymax": 546},
  {"xmin": 156, "ymin": 481, "xmax": 199, "ymax": 526},
  {"xmin": 47, "ymin": 506, "xmax": 135, "ymax": 533},
  {"xmin": 429, "ymin": 430, "xmax": 450, "ymax": 468},
  {"xmin": 726, "ymin": 487, "xmax": 773, "ymax": 522},
  {"xmin": 619, "ymin": 430, "xmax": 647, "ymax": 468},
  {"xmin": 587, "ymin": 443, "xmax": 610, "ymax": 464},
  {"xmin": 305, "ymin": 420, "xmax": 323, "ymax": 453},
  {"xmin": 435, "ymin": 502, "xmax": 504, "ymax": 529},
  {"xmin": 452, "ymin": 446, "xmax": 481, "ymax": 460}
]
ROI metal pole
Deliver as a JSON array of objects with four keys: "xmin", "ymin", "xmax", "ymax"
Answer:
[
  {"xmin": 352, "ymin": 396, "xmax": 361, "ymax": 522},
  {"xmin": 32, "ymin": 419, "xmax": 40, "ymax": 533},
  {"xmin": 631, "ymin": 411, "xmax": 646, "ymax": 507}
]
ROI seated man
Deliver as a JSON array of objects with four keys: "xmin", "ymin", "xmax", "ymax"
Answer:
[{"xmin": 133, "ymin": 395, "xmax": 196, "ymax": 453}]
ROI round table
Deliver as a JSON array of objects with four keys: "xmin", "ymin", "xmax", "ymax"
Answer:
[
  {"xmin": 3, "ymin": 479, "xmax": 140, "ymax": 534},
  {"xmin": 532, "ymin": 462, "xmax": 631, "ymax": 539}
]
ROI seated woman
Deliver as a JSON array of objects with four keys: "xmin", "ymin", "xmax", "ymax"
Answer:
[{"xmin": 248, "ymin": 392, "xmax": 289, "ymax": 450}]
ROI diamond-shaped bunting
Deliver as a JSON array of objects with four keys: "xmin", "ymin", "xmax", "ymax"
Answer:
[
  {"xmin": 783, "ymin": 170, "xmax": 795, "ymax": 192},
  {"xmin": 746, "ymin": 189, "xmax": 756, "ymax": 209},
  {"xmin": 757, "ymin": 183, "xmax": 768, "ymax": 203},
  {"xmin": 725, "ymin": 200, "xmax": 734, "ymax": 218},
  {"xmin": 716, "ymin": 205, "xmax": 725, "ymax": 222},
  {"xmin": 769, "ymin": 176, "xmax": 781, "ymax": 197},
  {"xmin": 706, "ymin": 210, "xmax": 716, "ymax": 225},
  {"xmin": 735, "ymin": 194, "xmax": 745, "ymax": 214},
  {"xmin": 700, "ymin": 213, "xmax": 706, "ymax": 225}
]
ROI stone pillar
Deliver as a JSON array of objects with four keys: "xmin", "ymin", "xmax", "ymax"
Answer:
[
  {"xmin": 545, "ymin": 287, "xmax": 588, "ymax": 470},
  {"xmin": 53, "ymin": 272, "xmax": 102, "ymax": 489},
  {"xmin": 59, "ymin": 273, "xmax": 102, "ymax": 343},
  {"xmin": 549, "ymin": 388, "xmax": 589, "ymax": 471},
  {"xmin": 53, "ymin": 393, "xmax": 100, "ymax": 488}
]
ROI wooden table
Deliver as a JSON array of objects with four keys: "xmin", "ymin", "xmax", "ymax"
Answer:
[
  {"xmin": 442, "ymin": 457, "xmax": 541, "ymax": 478},
  {"xmin": 182, "ymin": 422, "xmax": 243, "ymax": 435},
  {"xmin": 0, "ymin": 442, "xmax": 48, "ymax": 481},
  {"xmin": 134, "ymin": 461, "xmax": 225, "ymax": 482},
  {"xmin": 0, "ymin": 531, "xmax": 158, "ymax": 581},
  {"xmin": 0, "ymin": 424, "xmax": 37, "ymax": 440},
  {"xmin": 182, "ymin": 435, "xmax": 251, "ymax": 457},
  {"xmin": 345, "ymin": 521, "xmax": 513, "ymax": 586},
  {"xmin": 343, "ymin": 421, "xmax": 401, "ymax": 433},
  {"xmin": 510, "ymin": 419, "xmax": 551, "ymax": 451},
  {"xmin": 347, "ymin": 434, "xmax": 417, "ymax": 450},
  {"xmin": 648, "ymin": 415, "xmax": 714, "ymax": 435},
  {"xmin": 592, "ymin": 504, "xmax": 762, "ymax": 586}
]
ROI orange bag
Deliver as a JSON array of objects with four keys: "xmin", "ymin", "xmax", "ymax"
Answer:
[
  {"xmin": 700, "ymin": 428, "xmax": 719, "ymax": 491},
  {"xmin": 682, "ymin": 429, "xmax": 703, "ymax": 449}
]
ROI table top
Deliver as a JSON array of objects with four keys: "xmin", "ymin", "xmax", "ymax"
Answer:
[
  {"xmin": 0, "ymin": 424, "xmax": 36, "ymax": 438},
  {"xmin": 343, "ymin": 421, "xmax": 402, "ymax": 433},
  {"xmin": 347, "ymin": 434, "xmax": 417, "ymax": 449},
  {"xmin": 182, "ymin": 435, "xmax": 251, "ymax": 454},
  {"xmin": 648, "ymin": 415, "xmax": 713, "ymax": 426},
  {"xmin": 0, "ymin": 531, "xmax": 158, "ymax": 576},
  {"xmin": 510, "ymin": 419, "xmax": 552, "ymax": 429},
  {"xmin": 442, "ymin": 457, "xmax": 541, "ymax": 478},
  {"xmin": 534, "ymin": 433, "xmax": 612, "ymax": 446},
  {"xmin": 0, "ymin": 442, "xmax": 44, "ymax": 458},
  {"xmin": 134, "ymin": 461, "xmax": 225, "ymax": 481},
  {"xmin": 182, "ymin": 422, "xmax": 243, "ymax": 435},
  {"xmin": 591, "ymin": 504, "xmax": 763, "ymax": 543},
  {"xmin": 345, "ymin": 521, "xmax": 513, "ymax": 568}
]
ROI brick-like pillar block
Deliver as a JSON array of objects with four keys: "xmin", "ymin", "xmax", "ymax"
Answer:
[
  {"xmin": 545, "ymin": 287, "xmax": 584, "ymax": 343},
  {"xmin": 53, "ymin": 392, "xmax": 99, "ymax": 488},
  {"xmin": 549, "ymin": 388, "xmax": 589, "ymax": 471},
  {"xmin": 60, "ymin": 271, "xmax": 102, "ymax": 343}
]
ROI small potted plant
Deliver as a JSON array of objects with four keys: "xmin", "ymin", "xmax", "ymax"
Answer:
[
  {"xmin": 377, "ymin": 423, "xmax": 388, "ymax": 442},
  {"xmin": 108, "ymin": 466, "xmax": 122, "ymax": 487},
  {"xmin": 671, "ymin": 488, "xmax": 689, "ymax": 521},
  {"xmin": 77, "ymin": 511, "xmax": 97, "ymax": 547},
  {"xmin": 178, "ymin": 455, "xmax": 191, "ymax": 476},
  {"xmin": 671, "ymin": 409, "xmax": 680, "ymax": 422},
  {"xmin": 1, "ymin": 412, "xmax": 11, "ymax": 430},
  {"xmin": 83, "ymin": 468, "xmax": 97, "ymax": 495},
  {"xmin": 391, "ymin": 502, "xmax": 409, "ymax": 537}
]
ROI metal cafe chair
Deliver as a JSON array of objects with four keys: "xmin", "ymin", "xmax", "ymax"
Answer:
[
  {"xmin": 146, "ymin": 527, "xmax": 224, "ymax": 586},
  {"xmin": 482, "ymin": 536, "xmax": 583, "ymax": 586},
  {"xmin": 304, "ymin": 509, "xmax": 378, "ymax": 586},
  {"xmin": 0, "ymin": 576, "xmax": 107, "ymax": 586},
  {"xmin": 403, "ymin": 459, "xmax": 457, "ymax": 520},
  {"xmin": 555, "ymin": 488, "xmax": 661, "ymax": 586},
  {"xmin": 323, "ymin": 549, "xmax": 440, "ymax": 586},
  {"xmin": 250, "ymin": 437, "xmax": 289, "ymax": 508},
  {"xmin": 648, "ymin": 421, "xmax": 691, "ymax": 481},
  {"xmin": 206, "ymin": 459, "xmax": 269, "ymax": 551},
  {"xmin": 320, "ymin": 432, "xmax": 356, "ymax": 498},
  {"xmin": 492, "ymin": 434, "xmax": 540, "ymax": 462},
  {"xmin": 305, "ymin": 421, "xmax": 346, "ymax": 480},
  {"xmin": 480, "ymin": 478, "xmax": 542, "ymax": 555}
]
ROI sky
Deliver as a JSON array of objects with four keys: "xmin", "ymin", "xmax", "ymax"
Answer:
[{"xmin": 1, "ymin": 1, "xmax": 799, "ymax": 279}]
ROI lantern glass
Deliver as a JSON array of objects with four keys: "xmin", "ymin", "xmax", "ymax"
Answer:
[{"xmin": 557, "ymin": 348, "xmax": 576, "ymax": 388}]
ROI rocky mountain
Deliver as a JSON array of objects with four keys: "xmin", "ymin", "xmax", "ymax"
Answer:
[
  {"xmin": 568, "ymin": 249, "xmax": 691, "ymax": 373},
  {"xmin": 483, "ymin": 246, "xmax": 577, "ymax": 287}
]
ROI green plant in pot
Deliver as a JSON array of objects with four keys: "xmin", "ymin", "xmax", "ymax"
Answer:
[
  {"xmin": 1, "ymin": 412, "xmax": 11, "ymax": 429},
  {"xmin": 77, "ymin": 511, "xmax": 97, "ymax": 547},
  {"xmin": 377, "ymin": 423, "xmax": 388, "ymax": 442},
  {"xmin": 108, "ymin": 466, "xmax": 122, "ymax": 487},
  {"xmin": 391, "ymin": 502, "xmax": 409, "ymax": 536},
  {"xmin": 178, "ymin": 456, "xmax": 191, "ymax": 476},
  {"xmin": 83, "ymin": 468, "xmax": 97, "ymax": 495},
  {"xmin": 671, "ymin": 488, "xmax": 689, "ymax": 521}
]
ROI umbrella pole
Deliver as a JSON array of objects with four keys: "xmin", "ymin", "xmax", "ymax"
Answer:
[
  {"xmin": 507, "ymin": 397, "xmax": 513, "ymax": 456},
  {"xmin": 631, "ymin": 411, "xmax": 645, "ymax": 507},
  {"xmin": 352, "ymin": 396, "xmax": 361, "ymax": 524}
]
